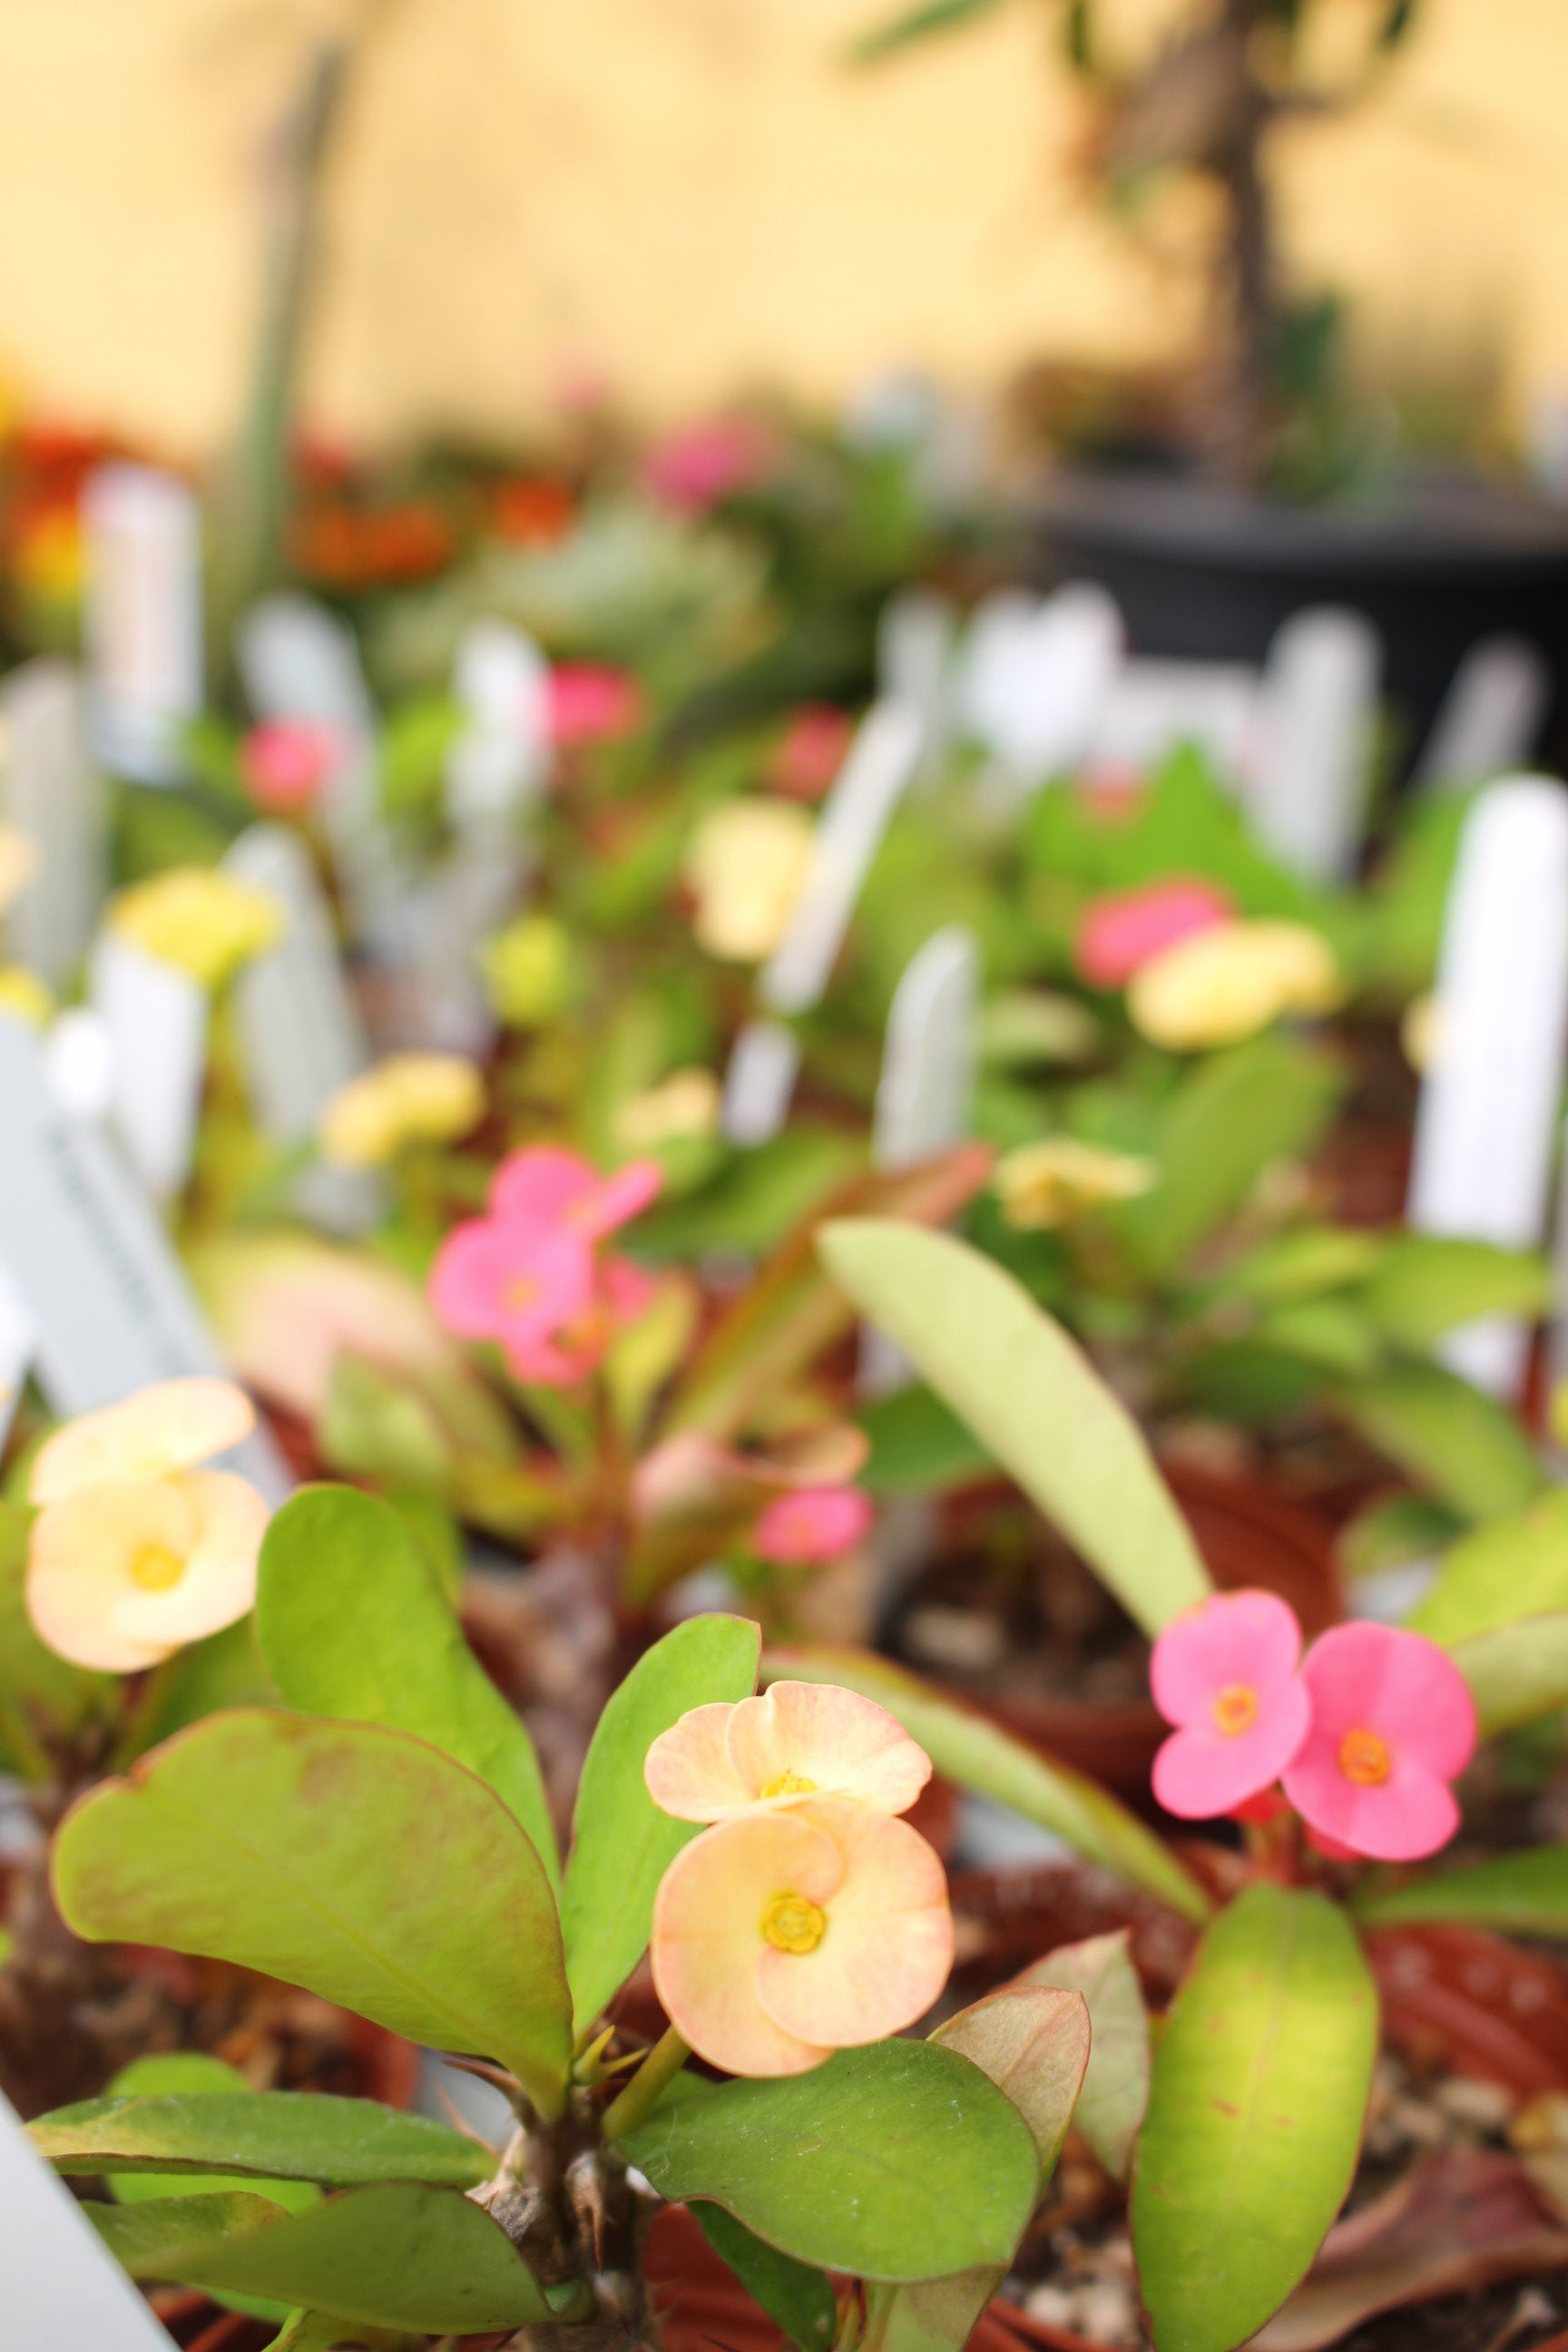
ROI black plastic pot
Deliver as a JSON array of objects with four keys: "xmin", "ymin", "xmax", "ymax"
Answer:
[{"xmin": 1031, "ymin": 466, "xmax": 1568, "ymax": 778}]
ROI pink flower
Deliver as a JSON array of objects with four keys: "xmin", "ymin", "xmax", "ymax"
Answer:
[
  {"xmin": 240, "ymin": 720, "xmax": 338, "ymax": 814},
  {"xmin": 428, "ymin": 1146, "xmax": 662, "ymax": 1387},
  {"xmin": 643, "ymin": 419, "xmax": 772, "ymax": 513},
  {"xmin": 546, "ymin": 664, "xmax": 645, "ymax": 746},
  {"xmin": 1282, "ymin": 1622, "xmax": 1476, "ymax": 1864},
  {"xmin": 769, "ymin": 706, "xmax": 852, "ymax": 802},
  {"xmin": 752, "ymin": 1485, "xmax": 873, "ymax": 1565},
  {"xmin": 1075, "ymin": 877, "xmax": 1232, "ymax": 991},
  {"xmin": 1150, "ymin": 1589, "xmax": 1311, "ymax": 1820}
]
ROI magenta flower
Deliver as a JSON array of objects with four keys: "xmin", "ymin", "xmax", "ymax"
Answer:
[
  {"xmin": 240, "ymin": 720, "xmax": 338, "ymax": 813},
  {"xmin": 1282, "ymin": 1621, "xmax": 1476, "ymax": 1864},
  {"xmin": 1075, "ymin": 877, "xmax": 1232, "ymax": 991},
  {"xmin": 769, "ymin": 705, "xmax": 852, "ymax": 802},
  {"xmin": 753, "ymin": 1485, "xmax": 874, "ymax": 1566},
  {"xmin": 643, "ymin": 419, "xmax": 772, "ymax": 513},
  {"xmin": 429, "ymin": 1146, "xmax": 662, "ymax": 1387},
  {"xmin": 546, "ymin": 664, "xmax": 645, "ymax": 746},
  {"xmin": 1150, "ymin": 1589, "xmax": 1311, "ymax": 1820}
]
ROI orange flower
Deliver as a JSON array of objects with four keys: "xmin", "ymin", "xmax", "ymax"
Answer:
[
  {"xmin": 645, "ymin": 1680, "xmax": 932, "ymax": 1823},
  {"xmin": 27, "ymin": 1379, "xmax": 269, "ymax": 1672},
  {"xmin": 650, "ymin": 1797, "xmax": 953, "ymax": 2077}
]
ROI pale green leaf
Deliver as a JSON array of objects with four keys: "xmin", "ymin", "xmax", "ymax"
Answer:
[
  {"xmin": 1447, "ymin": 1614, "xmax": 1568, "ymax": 1735},
  {"xmin": 1329, "ymin": 1365, "xmax": 1546, "ymax": 1524},
  {"xmin": 1017, "ymin": 1929, "xmax": 1149, "ymax": 2179},
  {"xmin": 1407, "ymin": 1491, "xmax": 1568, "ymax": 1646},
  {"xmin": 1355, "ymin": 1845, "xmax": 1568, "ymax": 1933}
]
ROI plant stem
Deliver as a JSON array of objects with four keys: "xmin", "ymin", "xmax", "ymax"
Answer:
[{"xmin": 600, "ymin": 2024, "xmax": 690, "ymax": 2143}]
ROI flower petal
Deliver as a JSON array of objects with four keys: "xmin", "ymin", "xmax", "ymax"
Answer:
[
  {"xmin": 31, "ymin": 1378, "xmax": 256, "ymax": 1504},
  {"xmin": 751, "ymin": 1487, "xmax": 874, "ymax": 1565},
  {"xmin": 1152, "ymin": 1676, "xmax": 1311, "ymax": 1818},
  {"xmin": 646, "ymin": 1702, "xmax": 760, "ymax": 1821},
  {"xmin": 651, "ymin": 1811, "xmax": 842, "ymax": 2076},
  {"xmin": 489, "ymin": 1146, "xmax": 599, "ymax": 1232},
  {"xmin": 725, "ymin": 1682, "xmax": 933, "ymax": 1816},
  {"xmin": 579, "ymin": 1161, "xmax": 664, "ymax": 1240},
  {"xmin": 1283, "ymin": 1749, "xmax": 1461, "ymax": 1864},
  {"xmin": 753, "ymin": 1799, "xmax": 952, "ymax": 2049},
  {"xmin": 1149, "ymin": 1589, "xmax": 1304, "ymax": 1729},
  {"xmin": 26, "ymin": 1476, "xmax": 197, "ymax": 1671},
  {"xmin": 1299, "ymin": 1621, "xmax": 1477, "ymax": 1781},
  {"xmin": 111, "ymin": 1470, "xmax": 268, "ymax": 1651}
]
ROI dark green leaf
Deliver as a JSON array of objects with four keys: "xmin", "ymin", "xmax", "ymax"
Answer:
[
  {"xmin": 34, "ymin": 2092, "xmax": 489, "ymax": 2189},
  {"xmin": 817, "ymin": 1223, "xmax": 1210, "ymax": 1636},
  {"xmin": 0, "ymin": 1495, "xmax": 115, "ymax": 1780},
  {"xmin": 1131, "ymin": 1885, "xmax": 1378, "ymax": 2352},
  {"xmin": 692, "ymin": 2203, "xmax": 838, "ymax": 2351},
  {"xmin": 53, "ymin": 1710, "xmax": 571, "ymax": 2114},
  {"xmin": 764, "ymin": 1648, "xmax": 1211, "ymax": 1925},
  {"xmin": 618, "ymin": 2042, "xmax": 1038, "ymax": 2282},
  {"xmin": 256, "ymin": 1485, "xmax": 557, "ymax": 1881},
  {"xmin": 858, "ymin": 1384, "xmax": 996, "ymax": 1496},
  {"xmin": 90, "ymin": 2181, "xmax": 548, "ymax": 2333},
  {"xmin": 561, "ymin": 1613, "xmax": 760, "ymax": 2034}
]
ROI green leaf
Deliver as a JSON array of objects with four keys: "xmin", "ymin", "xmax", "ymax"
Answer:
[
  {"xmin": 33, "ymin": 2091, "xmax": 489, "ymax": 2189},
  {"xmin": 1130, "ymin": 1885, "xmax": 1378, "ymax": 2352},
  {"xmin": 847, "ymin": 0, "xmax": 1010, "ymax": 67},
  {"xmin": 1447, "ymin": 1613, "xmax": 1568, "ymax": 1735},
  {"xmin": 1356, "ymin": 1845, "xmax": 1568, "ymax": 1932},
  {"xmin": 53, "ymin": 1710, "xmax": 572, "ymax": 2115},
  {"xmin": 0, "ymin": 1496, "xmax": 115, "ymax": 1780},
  {"xmin": 665, "ymin": 1147, "xmax": 993, "ymax": 1446},
  {"xmin": 1115, "ymin": 1041, "xmax": 1342, "ymax": 1280},
  {"xmin": 1329, "ymin": 1365, "xmax": 1546, "ymax": 1524},
  {"xmin": 561, "ymin": 1613, "xmax": 760, "ymax": 2034},
  {"xmin": 256, "ymin": 1485, "xmax": 558, "ymax": 1884},
  {"xmin": 1017, "ymin": 1930, "xmax": 1149, "ymax": 2180},
  {"xmin": 128, "ymin": 1618, "xmax": 275, "ymax": 1755},
  {"xmin": 1252, "ymin": 1298, "xmax": 1379, "ymax": 1376},
  {"xmin": 858, "ymin": 1384, "xmax": 996, "ymax": 1497},
  {"xmin": 816, "ymin": 1223, "xmax": 1210, "ymax": 1636},
  {"xmin": 863, "ymin": 1985, "xmax": 1090, "ymax": 2352},
  {"xmin": 692, "ymin": 2203, "xmax": 838, "ymax": 2352},
  {"xmin": 1216, "ymin": 1226, "xmax": 1383, "ymax": 1306},
  {"xmin": 617, "ymin": 2041, "xmax": 1038, "ymax": 2283},
  {"xmin": 1406, "ymin": 1490, "xmax": 1568, "ymax": 1646},
  {"xmin": 762, "ymin": 1651, "xmax": 1211, "ymax": 1924},
  {"xmin": 1358, "ymin": 1236, "xmax": 1550, "ymax": 1352},
  {"xmin": 90, "ymin": 2181, "xmax": 549, "ymax": 2333}
]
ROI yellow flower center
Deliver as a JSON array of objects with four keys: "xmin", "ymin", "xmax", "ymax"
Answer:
[
  {"xmin": 128, "ymin": 1544, "xmax": 186, "ymax": 1592},
  {"xmin": 1211, "ymin": 1683, "xmax": 1259, "ymax": 1738},
  {"xmin": 1338, "ymin": 1728, "xmax": 1392, "ymax": 1787},
  {"xmin": 760, "ymin": 1770, "xmax": 818, "ymax": 1798},
  {"xmin": 760, "ymin": 1891, "xmax": 827, "ymax": 1955},
  {"xmin": 503, "ymin": 1274, "xmax": 541, "ymax": 1312}
]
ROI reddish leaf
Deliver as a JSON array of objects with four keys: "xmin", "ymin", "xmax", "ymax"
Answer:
[{"xmin": 1369, "ymin": 1925, "xmax": 1568, "ymax": 2096}]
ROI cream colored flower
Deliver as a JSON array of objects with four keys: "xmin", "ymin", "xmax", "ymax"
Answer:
[
  {"xmin": 684, "ymin": 800, "xmax": 814, "ymax": 963},
  {"xmin": 109, "ymin": 867, "xmax": 286, "ymax": 990},
  {"xmin": 319, "ymin": 1054, "xmax": 485, "ymax": 1169},
  {"xmin": 1401, "ymin": 991, "xmax": 1441, "ymax": 1073},
  {"xmin": 994, "ymin": 1137, "xmax": 1157, "ymax": 1230},
  {"xmin": 27, "ymin": 1379, "xmax": 269, "ymax": 1672},
  {"xmin": 1128, "ymin": 918, "xmax": 1342, "ymax": 1052},
  {"xmin": 613, "ymin": 1066, "xmax": 721, "ymax": 1152},
  {"xmin": 0, "ymin": 965, "xmax": 52, "ymax": 1028},
  {"xmin": 0, "ymin": 821, "xmax": 39, "ymax": 915}
]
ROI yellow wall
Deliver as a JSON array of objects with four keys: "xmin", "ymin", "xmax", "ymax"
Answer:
[{"xmin": 0, "ymin": 0, "xmax": 1562, "ymax": 456}]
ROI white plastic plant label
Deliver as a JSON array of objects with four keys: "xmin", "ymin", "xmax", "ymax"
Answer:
[
  {"xmin": 1087, "ymin": 656, "xmax": 1259, "ymax": 787},
  {"xmin": 1416, "ymin": 635, "xmax": 1550, "ymax": 792},
  {"xmin": 861, "ymin": 925, "xmax": 979, "ymax": 1396},
  {"xmin": 88, "ymin": 930, "xmax": 209, "ymax": 1204},
  {"xmin": 0, "ymin": 1014, "xmax": 291, "ymax": 1501},
  {"xmin": 0, "ymin": 660, "xmax": 107, "ymax": 986},
  {"xmin": 1246, "ymin": 606, "xmax": 1381, "ymax": 882},
  {"xmin": 0, "ymin": 1259, "xmax": 35, "ymax": 1453},
  {"xmin": 877, "ymin": 587, "xmax": 955, "ymax": 780},
  {"xmin": 238, "ymin": 594, "xmax": 418, "ymax": 1007},
  {"xmin": 0, "ymin": 2089, "xmax": 175, "ymax": 2350},
  {"xmin": 225, "ymin": 823, "xmax": 381, "ymax": 1234},
  {"xmin": 83, "ymin": 464, "xmax": 203, "ymax": 786},
  {"xmin": 721, "ymin": 1020, "xmax": 803, "ymax": 1150},
  {"xmin": 446, "ymin": 617, "xmax": 551, "ymax": 829},
  {"xmin": 1406, "ymin": 776, "xmax": 1568, "ymax": 1397}
]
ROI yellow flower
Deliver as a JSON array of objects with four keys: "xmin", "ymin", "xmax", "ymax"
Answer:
[
  {"xmin": 1127, "ymin": 918, "xmax": 1342, "ymax": 1052},
  {"xmin": 481, "ymin": 914, "xmax": 573, "ymax": 1029},
  {"xmin": 994, "ymin": 1136, "xmax": 1157, "ymax": 1230},
  {"xmin": 684, "ymin": 800, "xmax": 815, "ymax": 963},
  {"xmin": 110, "ymin": 867, "xmax": 286, "ymax": 991},
  {"xmin": 27, "ymin": 1378, "xmax": 269, "ymax": 1672},
  {"xmin": 0, "ymin": 965, "xmax": 51, "ymax": 1028},
  {"xmin": 318, "ymin": 1053, "xmax": 485, "ymax": 1169},
  {"xmin": 613, "ymin": 1066, "xmax": 721, "ymax": 1152},
  {"xmin": 0, "ymin": 821, "xmax": 39, "ymax": 914},
  {"xmin": 1402, "ymin": 991, "xmax": 1440, "ymax": 1073}
]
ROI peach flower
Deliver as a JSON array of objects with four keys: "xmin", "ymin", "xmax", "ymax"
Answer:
[
  {"xmin": 645, "ymin": 1680, "xmax": 931, "ymax": 1823},
  {"xmin": 650, "ymin": 1796, "xmax": 953, "ymax": 2076},
  {"xmin": 26, "ymin": 1379, "xmax": 270, "ymax": 1672}
]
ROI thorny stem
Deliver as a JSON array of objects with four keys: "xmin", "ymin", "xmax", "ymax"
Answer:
[{"xmin": 600, "ymin": 2025, "xmax": 691, "ymax": 2144}]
